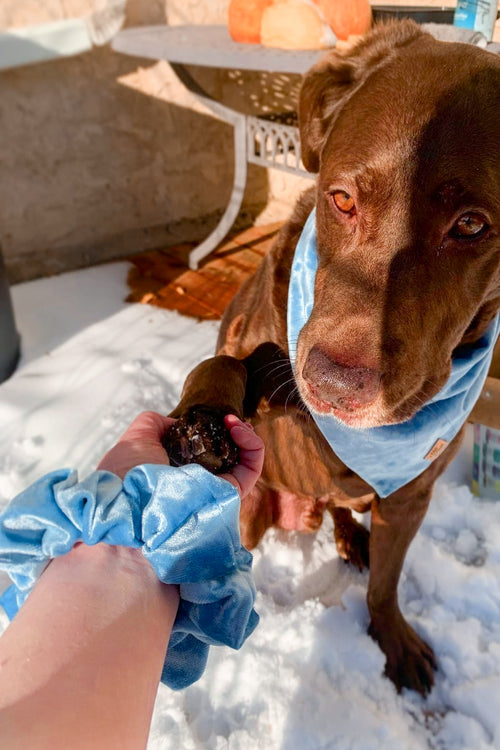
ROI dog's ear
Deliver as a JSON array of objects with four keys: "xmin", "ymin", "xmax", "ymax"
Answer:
[{"xmin": 298, "ymin": 20, "xmax": 426, "ymax": 173}]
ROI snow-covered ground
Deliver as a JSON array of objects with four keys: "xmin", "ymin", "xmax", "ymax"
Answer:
[{"xmin": 1, "ymin": 262, "xmax": 500, "ymax": 749}]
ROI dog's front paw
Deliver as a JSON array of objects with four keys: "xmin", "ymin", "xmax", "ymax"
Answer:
[
  {"xmin": 162, "ymin": 405, "xmax": 239, "ymax": 474},
  {"xmin": 368, "ymin": 613, "xmax": 437, "ymax": 696}
]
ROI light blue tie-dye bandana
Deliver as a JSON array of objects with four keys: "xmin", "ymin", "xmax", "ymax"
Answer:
[{"xmin": 287, "ymin": 209, "xmax": 500, "ymax": 497}]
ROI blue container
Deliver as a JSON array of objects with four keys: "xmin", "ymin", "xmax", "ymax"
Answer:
[
  {"xmin": 0, "ymin": 250, "xmax": 20, "ymax": 383},
  {"xmin": 372, "ymin": 6, "xmax": 456, "ymax": 23},
  {"xmin": 454, "ymin": 0, "xmax": 498, "ymax": 41},
  {"xmin": 473, "ymin": 424, "xmax": 500, "ymax": 500}
]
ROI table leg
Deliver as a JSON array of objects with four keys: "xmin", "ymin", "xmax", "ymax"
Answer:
[
  {"xmin": 188, "ymin": 113, "xmax": 247, "ymax": 269},
  {"xmin": 169, "ymin": 64, "xmax": 249, "ymax": 270}
]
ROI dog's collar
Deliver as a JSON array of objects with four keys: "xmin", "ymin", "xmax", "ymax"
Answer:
[{"xmin": 287, "ymin": 209, "xmax": 500, "ymax": 497}]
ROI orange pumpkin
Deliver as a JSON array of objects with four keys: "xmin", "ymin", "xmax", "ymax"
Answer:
[
  {"xmin": 313, "ymin": 0, "xmax": 372, "ymax": 41},
  {"xmin": 228, "ymin": 0, "xmax": 273, "ymax": 44},
  {"xmin": 261, "ymin": 0, "xmax": 335, "ymax": 50}
]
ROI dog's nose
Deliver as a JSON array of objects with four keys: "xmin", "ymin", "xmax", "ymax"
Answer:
[{"xmin": 302, "ymin": 345, "xmax": 381, "ymax": 408}]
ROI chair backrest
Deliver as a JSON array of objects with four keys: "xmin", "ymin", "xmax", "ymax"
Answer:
[{"xmin": 0, "ymin": 0, "xmax": 126, "ymax": 71}]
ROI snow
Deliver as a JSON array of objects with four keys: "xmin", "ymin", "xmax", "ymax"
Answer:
[{"xmin": 1, "ymin": 261, "xmax": 500, "ymax": 749}]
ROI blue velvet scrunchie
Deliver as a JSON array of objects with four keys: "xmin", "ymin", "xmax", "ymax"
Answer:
[{"xmin": 0, "ymin": 463, "xmax": 259, "ymax": 690}]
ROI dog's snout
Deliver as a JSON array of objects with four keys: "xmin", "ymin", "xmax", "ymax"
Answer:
[{"xmin": 302, "ymin": 346, "xmax": 381, "ymax": 408}]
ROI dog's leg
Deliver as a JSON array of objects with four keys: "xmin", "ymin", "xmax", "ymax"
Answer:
[
  {"xmin": 330, "ymin": 507, "xmax": 370, "ymax": 572},
  {"xmin": 170, "ymin": 355, "xmax": 247, "ymax": 420},
  {"xmin": 366, "ymin": 431, "xmax": 464, "ymax": 696},
  {"xmin": 366, "ymin": 487, "xmax": 436, "ymax": 696},
  {"xmin": 171, "ymin": 343, "xmax": 296, "ymax": 423}
]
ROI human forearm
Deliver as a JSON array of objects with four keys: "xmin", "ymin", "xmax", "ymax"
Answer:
[{"xmin": 0, "ymin": 543, "xmax": 179, "ymax": 750}]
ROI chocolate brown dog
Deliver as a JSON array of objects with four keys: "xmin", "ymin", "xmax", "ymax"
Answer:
[{"xmin": 171, "ymin": 21, "xmax": 500, "ymax": 696}]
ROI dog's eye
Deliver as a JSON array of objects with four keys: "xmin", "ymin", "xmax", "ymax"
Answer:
[
  {"xmin": 332, "ymin": 191, "xmax": 355, "ymax": 215},
  {"xmin": 450, "ymin": 213, "xmax": 489, "ymax": 239}
]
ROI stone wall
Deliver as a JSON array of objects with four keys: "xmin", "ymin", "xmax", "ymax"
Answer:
[
  {"xmin": 1, "ymin": 0, "xmax": 499, "ymax": 282},
  {"xmin": 0, "ymin": 0, "xmax": 310, "ymax": 283}
]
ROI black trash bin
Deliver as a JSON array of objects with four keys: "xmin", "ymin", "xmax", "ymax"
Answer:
[{"xmin": 0, "ymin": 249, "xmax": 20, "ymax": 383}]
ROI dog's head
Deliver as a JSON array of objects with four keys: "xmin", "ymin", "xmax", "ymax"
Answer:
[{"xmin": 294, "ymin": 21, "xmax": 500, "ymax": 428}]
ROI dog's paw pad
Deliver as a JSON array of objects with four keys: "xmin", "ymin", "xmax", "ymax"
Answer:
[{"xmin": 162, "ymin": 405, "xmax": 239, "ymax": 474}]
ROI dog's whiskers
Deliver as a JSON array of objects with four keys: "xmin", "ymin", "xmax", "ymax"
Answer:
[
  {"xmin": 259, "ymin": 362, "xmax": 294, "ymax": 378},
  {"xmin": 253, "ymin": 360, "xmax": 293, "ymax": 377},
  {"xmin": 267, "ymin": 377, "xmax": 298, "ymax": 405}
]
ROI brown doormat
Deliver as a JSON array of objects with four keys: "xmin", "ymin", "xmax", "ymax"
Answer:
[{"xmin": 126, "ymin": 222, "xmax": 283, "ymax": 320}]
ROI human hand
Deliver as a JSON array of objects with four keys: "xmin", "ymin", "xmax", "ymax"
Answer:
[
  {"xmin": 97, "ymin": 411, "xmax": 264, "ymax": 498},
  {"xmin": 219, "ymin": 414, "xmax": 264, "ymax": 499},
  {"xmin": 97, "ymin": 411, "xmax": 175, "ymax": 480}
]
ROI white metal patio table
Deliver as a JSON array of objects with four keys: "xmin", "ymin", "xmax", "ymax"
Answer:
[{"xmin": 111, "ymin": 25, "xmax": 322, "ymax": 268}]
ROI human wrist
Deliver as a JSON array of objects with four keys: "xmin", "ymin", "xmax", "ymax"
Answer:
[{"xmin": 48, "ymin": 543, "xmax": 179, "ymax": 604}]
